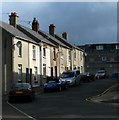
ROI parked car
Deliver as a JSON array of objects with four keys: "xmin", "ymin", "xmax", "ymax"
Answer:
[
  {"xmin": 60, "ymin": 70, "xmax": 81, "ymax": 86},
  {"xmin": 112, "ymin": 72, "xmax": 119, "ymax": 78},
  {"xmin": 80, "ymin": 72, "xmax": 95, "ymax": 82},
  {"xmin": 43, "ymin": 78, "xmax": 67, "ymax": 92},
  {"xmin": 8, "ymin": 83, "xmax": 35, "ymax": 103},
  {"xmin": 95, "ymin": 70, "xmax": 108, "ymax": 79}
]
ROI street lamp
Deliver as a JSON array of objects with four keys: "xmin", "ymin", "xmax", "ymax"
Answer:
[{"xmin": 12, "ymin": 41, "xmax": 22, "ymax": 49}]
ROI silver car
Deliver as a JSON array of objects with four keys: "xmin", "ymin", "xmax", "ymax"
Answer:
[
  {"xmin": 60, "ymin": 70, "xmax": 81, "ymax": 86},
  {"xmin": 95, "ymin": 70, "xmax": 108, "ymax": 79}
]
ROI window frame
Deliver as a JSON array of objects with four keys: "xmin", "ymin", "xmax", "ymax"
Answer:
[
  {"xmin": 18, "ymin": 41, "xmax": 22, "ymax": 57},
  {"xmin": 116, "ymin": 45, "xmax": 119, "ymax": 50},
  {"xmin": 34, "ymin": 67, "xmax": 38, "ymax": 83},
  {"xmin": 18, "ymin": 64, "xmax": 22, "ymax": 82},
  {"xmin": 32, "ymin": 45, "xmax": 36, "ymax": 60},
  {"xmin": 53, "ymin": 48, "xmax": 56, "ymax": 60},
  {"xmin": 43, "ymin": 47, "xmax": 46, "ymax": 57},
  {"xmin": 68, "ymin": 50, "xmax": 71, "ymax": 61},
  {"xmin": 102, "ymin": 56, "xmax": 107, "ymax": 61},
  {"xmin": 96, "ymin": 45, "xmax": 103, "ymax": 50}
]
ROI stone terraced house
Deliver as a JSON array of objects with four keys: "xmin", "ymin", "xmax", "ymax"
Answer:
[{"xmin": 1, "ymin": 12, "xmax": 84, "ymax": 95}]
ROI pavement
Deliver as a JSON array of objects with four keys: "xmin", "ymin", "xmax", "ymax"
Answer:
[{"xmin": 87, "ymin": 83, "xmax": 119, "ymax": 105}]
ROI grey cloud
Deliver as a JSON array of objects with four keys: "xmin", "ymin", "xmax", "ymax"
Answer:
[{"xmin": 2, "ymin": 2, "xmax": 117, "ymax": 45}]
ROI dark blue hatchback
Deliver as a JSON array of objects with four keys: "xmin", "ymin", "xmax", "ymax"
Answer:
[{"xmin": 43, "ymin": 78, "xmax": 67, "ymax": 92}]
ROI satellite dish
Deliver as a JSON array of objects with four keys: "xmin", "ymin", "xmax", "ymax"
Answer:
[{"xmin": 16, "ymin": 41, "xmax": 22, "ymax": 48}]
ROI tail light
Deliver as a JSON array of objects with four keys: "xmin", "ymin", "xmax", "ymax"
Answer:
[{"xmin": 23, "ymin": 90, "xmax": 32, "ymax": 94}]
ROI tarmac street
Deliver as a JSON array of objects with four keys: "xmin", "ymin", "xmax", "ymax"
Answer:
[{"xmin": 2, "ymin": 78, "xmax": 119, "ymax": 120}]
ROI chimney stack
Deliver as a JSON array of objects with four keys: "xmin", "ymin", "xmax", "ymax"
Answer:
[
  {"xmin": 32, "ymin": 18, "xmax": 39, "ymax": 32},
  {"xmin": 9, "ymin": 12, "xmax": 19, "ymax": 28},
  {"xmin": 49, "ymin": 24, "xmax": 56, "ymax": 36},
  {"xmin": 62, "ymin": 32, "xmax": 68, "ymax": 40}
]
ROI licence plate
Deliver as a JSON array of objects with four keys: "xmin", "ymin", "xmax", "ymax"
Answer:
[{"xmin": 16, "ymin": 91, "xmax": 23, "ymax": 94}]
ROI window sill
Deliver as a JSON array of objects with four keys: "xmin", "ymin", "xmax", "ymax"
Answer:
[
  {"xmin": 61, "ymin": 57, "xmax": 64, "ymax": 60},
  {"xmin": 53, "ymin": 58, "xmax": 56, "ymax": 61},
  {"xmin": 43, "ymin": 56, "xmax": 46, "ymax": 59},
  {"xmin": 32, "ymin": 58, "xmax": 36, "ymax": 60},
  {"xmin": 34, "ymin": 81, "xmax": 38, "ymax": 83},
  {"xmin": 18, "ymin": 80, "xmax": 22, "ymax": 82},
  {"xmin": 18, "ymin": 55, "xmax": 22, "ymax": 57}
]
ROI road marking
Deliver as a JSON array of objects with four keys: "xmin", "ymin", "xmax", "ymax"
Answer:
[
  {"xmin": 101, "ymin": 83, "xmax": 119, "ymax": 95},
  {"xmin": 86, "ymin": 83, "xmax": 119, "ymax": 106},
  {"xmin": 7, "ymin": 101, "xmax": 36, "ymax": 120}
]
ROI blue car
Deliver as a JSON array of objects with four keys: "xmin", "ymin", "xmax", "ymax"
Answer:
[{"xmin": 43, "ymin": 78, "xmax": 67, "ymax": 92}]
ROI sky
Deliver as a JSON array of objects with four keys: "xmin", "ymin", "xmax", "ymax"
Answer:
[{"xmin": 1, "ymin": 2, "xmax": 117, "ymax": 45}]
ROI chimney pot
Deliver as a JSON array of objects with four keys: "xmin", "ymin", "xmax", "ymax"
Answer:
[
  {"xmin": 62, "ymin": 32, "xmax": 68, "ymax": 40},
  {"xmin": 9, "ymin": 12, "xmax": 19, "ymax": 27},
  {"xmin": 32, "ymin": 18, "xmax": 39, "ymax": 32},
  {"xmin": 49, "ymin": 24, "xmax": 56, "ymax": 36}
]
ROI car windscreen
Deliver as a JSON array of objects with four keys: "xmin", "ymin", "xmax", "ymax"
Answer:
[
  {"xmin": 13, "ymin": 84, "xmax": 30, "ymax": 90},
  {"xmin": 48, "ymin": 81, "xmax": 56, "ymax": 84},
  {"xmin": 97, "ymin": 71, "xmax": 105, "ymax": 74},
  {"xmin": 61, "ymin": 72, "xmax": 74, "ymax": 78}
]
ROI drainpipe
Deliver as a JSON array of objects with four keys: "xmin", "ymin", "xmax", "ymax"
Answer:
[
  {"xmin": 71, "ymin": 47, "xmax": 74, "ymax": 70},
  {"xmin": 39, "ymin": 41, "xmax": 43, "ymax": 86},
  {"xmin": 12, "ymin": 37, "xmax": 15, "ymax": 88},
  {"xmin": 28, "ymin": 42, "xmax": 29, "ymax": 84}
]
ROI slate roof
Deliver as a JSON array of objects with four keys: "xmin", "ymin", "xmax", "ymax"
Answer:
[
  {"xmin": 55, "ymin": 34, "xmax": 84, "ymax": 52},
  {"xmin": 38, "ymin": 30, "xmax": 69, "ymax": 49},
  {"xmin": 55, "ymin": 34, "xmax": 75, "ymax": 48},
  {"xmin": 0, "ymin": 21, "xmax": 37, "ymax": 44},
  {"xmin": 18, "ymin": 25, "xmax": 56, "ymax": 47}
]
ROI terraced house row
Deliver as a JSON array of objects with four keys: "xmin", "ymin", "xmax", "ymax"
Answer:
[{"xmin": 1, "ymin": 12, "xmax": 84, "ymax": 95}]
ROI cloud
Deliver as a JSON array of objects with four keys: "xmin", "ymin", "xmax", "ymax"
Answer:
[{"xmin": 1, "ymin": 2, "xmax": 117, "ymax": 45}]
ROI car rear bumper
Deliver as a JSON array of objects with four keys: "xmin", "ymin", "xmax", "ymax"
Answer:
[{"xmin": 9, "ymin": 94, "xmax": 33, "ymax": 101}]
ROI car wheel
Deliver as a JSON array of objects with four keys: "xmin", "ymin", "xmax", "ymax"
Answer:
[
  {"xmin": 29, "ymin": 95, "xmax": 33, "ymax": 102},
  {"xmin": 78, "ymin": 81, "xmax": 81, "ymax": 85},
  {"xmin": 59, "ymin": 86, "xmax": 62, "ymax": 92},
  {"xmin": 44, "ymin": 89, "xmax": 47, "ymax": 93},
  {"xmin": 73, "ymin": 81, "xmax": 76, "ymax": 87},
  {"xmin": 65, "ymin": 84, "xmax": 68, "ymax": 89}
]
